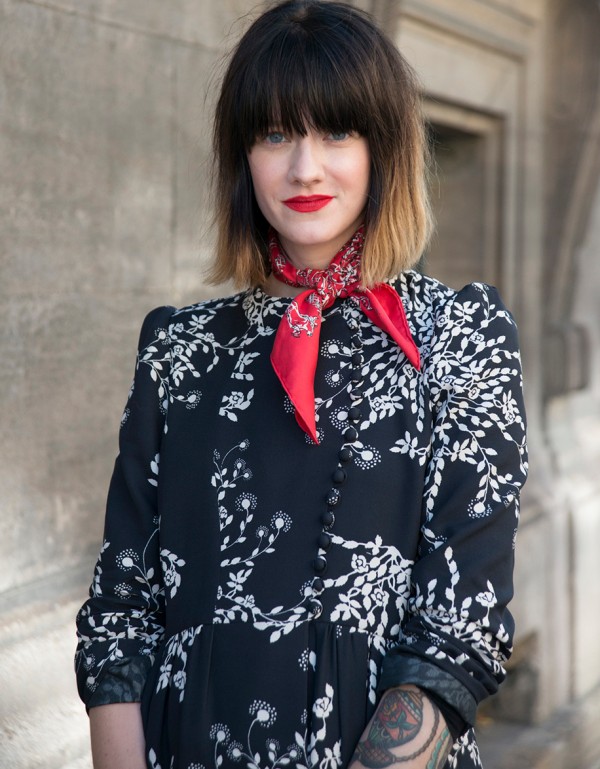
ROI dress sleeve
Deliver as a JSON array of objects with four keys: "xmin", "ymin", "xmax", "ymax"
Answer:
[
  {"xmin": 75, "ymin": 306, "xmax": 174, "ymax": 709},
  {"xmin": 379, "ymin": 283, "xmax": 528, "ymax": 728}
]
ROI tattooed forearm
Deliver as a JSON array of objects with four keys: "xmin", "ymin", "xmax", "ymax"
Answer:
[
  {"xmin": 353, "ymin": 689, "xmax": 435, "ymax": 766},
  {"xmin": 350, "ymin": 686, "xmax": 452, "ymax": 769},
  {"xmin": 426, "ymin": 727, "xmax": 452, "ymax": 769}
]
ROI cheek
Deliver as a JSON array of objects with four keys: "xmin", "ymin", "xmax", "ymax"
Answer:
[
  {"xmin": 247, "ymin": 155, "xmax": 265, "ymax": 201},
  {"xmin": 346, "ymin": 146, "xmax": 371, "ymax": 197},
  {"xmin": 347, "ymin": 166, "xmax": 370, "ymax": 204},
  {"xmin": 247, "ymin": 155, "xmax": 280, "ymax": 228},
  {"xmin": 358, "ymin": 161, "xmax": 371, "ymax": 196},
  {"xmin": 247, "ymin": 151, "xmax": 280, "ymax": 206},
  {"xmin": 360, "ymin": 152, "xmax": 371, "ymax": 194}
]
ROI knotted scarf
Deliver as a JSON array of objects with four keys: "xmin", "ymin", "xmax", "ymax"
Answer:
[{"xmin": 269, "ymin": 226, "xmax": 421, "ymax": 444}]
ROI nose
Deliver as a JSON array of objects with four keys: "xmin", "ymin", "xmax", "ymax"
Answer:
[{"xmin": 288, "ymin": 135, "xmax": 324, "ymax": 186}]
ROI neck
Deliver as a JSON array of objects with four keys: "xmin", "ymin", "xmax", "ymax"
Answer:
[
  {"xmin": 262, "ymin": 273, "xmax": 306, "ymax": 298},
  {"xmin": 263, "ymin": 238, "xmax": 339, "ymax": 297},
  {"xmin": 266, "ymin": 225, "xmax": 365, "ymax": 298},
  {"xmin": 278, "ymin": 238, "xmax": 339, "ymax": 272}
]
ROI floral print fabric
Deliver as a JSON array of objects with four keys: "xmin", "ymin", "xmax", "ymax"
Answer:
[{"xmin": 75, "ymin": 271, "xmax": 527, "ymax": 769}]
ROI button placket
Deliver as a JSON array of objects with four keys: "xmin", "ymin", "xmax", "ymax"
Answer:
[{"xmin": 309, "ymin": 307, "xmax": 365, "ymax": 621}]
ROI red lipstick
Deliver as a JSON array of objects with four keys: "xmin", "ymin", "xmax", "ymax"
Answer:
[{"xmin": 283, "ymin": 195, "xmax": 334, "ymax": 212}]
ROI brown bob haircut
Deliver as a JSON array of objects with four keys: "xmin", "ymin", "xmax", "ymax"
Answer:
[{"xmin": 210, "ymin": 0, "xmax": 432, "ymax": 289}]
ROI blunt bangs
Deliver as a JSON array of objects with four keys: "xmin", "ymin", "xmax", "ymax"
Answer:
[{"xmin": 232, "ymin": 13, "xmax": 377, "ymax": 148}]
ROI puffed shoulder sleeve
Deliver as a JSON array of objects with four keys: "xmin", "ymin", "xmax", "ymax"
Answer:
[
  {"xmin": 75, "ymin": 306, "xmax": 175, "ymax": 710},
  {"xmin": 379, "ymin": 283, "xmax": 528, "ymax": 728}
]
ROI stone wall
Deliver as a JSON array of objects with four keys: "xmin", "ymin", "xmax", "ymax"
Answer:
[
  {"xmin": 1, "ymin": 0, "xmax": 599, "ymax": 767},
  {"xmin": 1, "ymin": 1, "xmax": 252, "ymax": 764},
  {"xmin": 0, "ymin": 0, "xmax": 251, "ymax": 601}
]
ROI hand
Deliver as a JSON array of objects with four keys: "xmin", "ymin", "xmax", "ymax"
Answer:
[{"xmin": 348, "ymin": 685, "xmax": 451, "ymax": 769}]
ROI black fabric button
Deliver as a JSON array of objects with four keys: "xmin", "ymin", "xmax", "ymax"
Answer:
[
  {"xmin": 344, "ymin": 426, "xmax": 358, "ymax": 443},
  {"xmin": 326, "ymin": 489, "xmax": 340, "ymax": 507},
  {"xmin": 312, "ymin": 577, "xmax": 325, "ymax": 594},
  {"xmin": 338, "ymin": 447, "xmax": 352, "ymax": 463},
  {"xmin": 313, "ymin": 556, "xmax": 327, "ymax": 574},
  {"xmin": 318, "ymin": 532, "xmax": 332, "ymax": 550},
  {"xmin": 332, "ymin": 468, "xmax": 346, "ymax": 484},
  {"xmin": 352, "ymin": 352, "xmax": 362, "ymax": 366},
  {"xmin": 322, "ymin": 510, "xmax": 335, "ymax": 528},
  {"xmin": 310, "ymin": 598, "xmax": 323, "ymax": 618},
  {"xmin": 349, "ymin": 407, "xmax": 361, "ymax": 423},
  {"xmin": 352, "ymin": 376, "xmax": 363, "ymax": 386}
]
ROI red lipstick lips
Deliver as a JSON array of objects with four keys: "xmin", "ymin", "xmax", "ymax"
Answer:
[{"xmin": 283, "ymin": 195, "xmax": 334, "ymax": 212}]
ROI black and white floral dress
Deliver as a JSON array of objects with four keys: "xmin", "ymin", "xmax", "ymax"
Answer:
[{"xmin": 75, "ymin": 271, "xmax": 528, "ymax": 769}]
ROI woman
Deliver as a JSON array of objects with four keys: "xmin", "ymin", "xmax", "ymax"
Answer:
[{"xmin": 75, "ymin": 2, "xmax": 528, "ymax": 768}]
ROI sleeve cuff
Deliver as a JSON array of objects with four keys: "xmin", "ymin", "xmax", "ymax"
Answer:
[
  {"xmin": 87, "ymin": 656, "xmax": 153, "ymax": 711},
  {"xmin": 425, "ymin": 691, "xmax": 467, "ymax": 741},
  {"xmin": 378, "ymin": 652, "xmax": 478, "ymax": 726}
]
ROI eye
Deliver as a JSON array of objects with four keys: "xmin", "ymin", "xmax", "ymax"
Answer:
[
  {"xmin": 327, "ymin": 131, "xmax": 352, "ymax": 142},
  {"xmin": 264, "ymin": 131, "xmax": 288, "ymax": 145}
]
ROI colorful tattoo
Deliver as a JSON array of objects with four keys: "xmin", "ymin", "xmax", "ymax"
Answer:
[
  {"xmin": 351, "ymin": 689, "xmax": 445, "ymax": 768},
  {"xmin": 426, "ymin": 727, "xmax": 452, "ymax": 769}
]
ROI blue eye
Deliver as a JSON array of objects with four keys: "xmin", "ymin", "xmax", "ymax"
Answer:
[
  {"xmin": 265, "ymin": 131, "xmax": 287, "ymax": 144},
  {"xmin": 328, "ymin": 131, "xmax": 351, "ymax": 141}
]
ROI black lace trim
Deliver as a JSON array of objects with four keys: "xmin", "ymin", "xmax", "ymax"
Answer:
[{"xmin": 87, "ymin": 655, "xmax": 153, "ymax": 710}]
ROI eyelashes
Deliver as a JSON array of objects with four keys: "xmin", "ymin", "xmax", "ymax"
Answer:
[{"xmin": 260, "ymin": 129, "xmax": 357, "ymax": 146}]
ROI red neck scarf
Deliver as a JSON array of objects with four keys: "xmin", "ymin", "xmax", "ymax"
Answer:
[{"xmin": 269, "ymin": 226, "xmax": 420, "ymax": 443}]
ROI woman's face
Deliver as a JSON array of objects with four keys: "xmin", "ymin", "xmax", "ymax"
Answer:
[{"xmin": 247, "ymin": 127, "xmax": 370, "ymax": 268}]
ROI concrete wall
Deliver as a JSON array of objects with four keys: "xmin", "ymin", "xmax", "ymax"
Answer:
[
  {"xmin": 1, "ymin": 1, "xmax": 251, "ymax": 765},
  {"xmin": 0, "ymin": 0, "xmax": 250, "ymax": 599},
  {"xmin": 1, "ymin": 0, "xmax": 599, "ymax": 767}
]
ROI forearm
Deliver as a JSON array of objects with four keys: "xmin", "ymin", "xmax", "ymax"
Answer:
[
  {"xmin": 349, "ymin": 685, "xmax": 452, "ymax": 769},
  {"xmin": 89, "ymin": 702, "xmax": 146, "ymax": 769}
]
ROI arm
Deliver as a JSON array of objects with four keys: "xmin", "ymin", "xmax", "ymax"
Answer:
[
  {"xmin": 350, "ymin": 686, "xmax": 451, "ymax": 769},
  {"xmin": 90, "ymin": 703, "xmax": 146, "ymax": 769},
  {"xmin": 75, "ymin": 307, "xmax": 174, "ymax": 724},
  {"xmin": 380, "ymin": 284, "xmax": 528, "ymax": 744}
]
